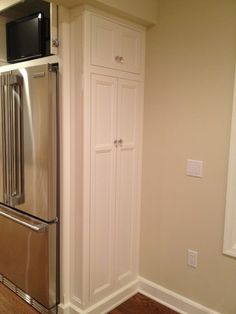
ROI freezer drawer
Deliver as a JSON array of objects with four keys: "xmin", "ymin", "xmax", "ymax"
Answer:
[{"xmin": 0, "ymin": 205, "xmax": 58, "ymax": 311}]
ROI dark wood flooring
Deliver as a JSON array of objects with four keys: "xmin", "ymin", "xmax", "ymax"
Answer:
[
  {"xmin": 0, "ymin": 283, "xmax": 38, "ymax": 314},
  {"xmin": 108, "ymin": 293, "xmax": 179, "ymax": 314},
  {"xmin": 0, "ymin": 283, "xmax": 179, "ymax": 314}
]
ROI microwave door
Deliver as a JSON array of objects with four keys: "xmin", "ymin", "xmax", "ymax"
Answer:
[{"xmin": 9, "ymin": 64, "xmax": 58, "ymax": 222}]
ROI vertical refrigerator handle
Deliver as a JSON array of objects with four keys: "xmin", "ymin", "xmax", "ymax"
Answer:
[
  {"xmin": 9, "ymin": 74, "xmax": 24, "ymax": 205},
  {"xmin": 0, "ymin": 76, "xmax": 9, "ymax": 203}
]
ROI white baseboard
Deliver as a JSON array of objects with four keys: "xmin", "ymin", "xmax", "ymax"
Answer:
[
  {"xmin": 58, "ymin": 303, "xmax": 71, "ymax": 314},
  {"xmin": 138, "ymin": 276, "xmax": 222, "ymax": 314},
  {"xmin": 58, "ymin": 279, "xmax": 138, "ymax": 314},
  {"xmin": 58, "ymin": 277, "xmax": 222, "ymax": 314}
]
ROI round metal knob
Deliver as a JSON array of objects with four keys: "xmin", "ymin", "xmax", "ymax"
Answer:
[
  {"xmin": 118, "ymin": 139, "xmax": 123, "ymax": 146},
  {"xmin": 115, "ymin": 56, "xmax": 125, "ymax": 64},
  {"xmin": 115, "ymin": 56, "xmax": 120, "ymax": 63},
  {"xmin": 119, "ymin": 57, "xmax": 124, "ymax": 64}
]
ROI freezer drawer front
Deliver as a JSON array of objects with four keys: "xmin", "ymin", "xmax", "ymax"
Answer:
[{"xmin": 0, "ymin": 206, "xmax": 57, "ymax": 309}]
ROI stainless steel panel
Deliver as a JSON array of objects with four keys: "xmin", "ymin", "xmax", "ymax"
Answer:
[
  {"xmin": 2, "ymin": 64, "xmax": 58, "ymax": 221},
  {"xmin": 0, "ymin": 205, "xmax": 57, "ymax": 309}
]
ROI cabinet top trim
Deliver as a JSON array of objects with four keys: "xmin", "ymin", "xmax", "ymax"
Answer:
[{"xmin": 70, "ymin": 4, "xmax": 146, "ymax": 31}]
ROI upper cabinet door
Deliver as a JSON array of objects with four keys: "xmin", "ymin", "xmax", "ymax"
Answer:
[
  {"xmin": 91, "ymin": 15, "xmax": 142, "ymax": 74},
  {"xmin": 91, "ymin": 15, "xmax": 118, "ymax": 70},
  {"xmin": 115, "ymin": 25, "xmax": 141, "ymax": 74}
]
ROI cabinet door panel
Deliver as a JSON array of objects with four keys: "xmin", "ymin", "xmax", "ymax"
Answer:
[
  {"xmin": 91, "ymin": 15, "xmax": 142, "ymax": 74},
  {"xmin": 90, "ymin": 74, "xmax": 117, "ymax": 301},
  {"xmin": 91, "ymin": 16, "xmax": 117, "ymax": 70},
  {"xmin": 117, "ymin": 26, "xmax": 141, "ymax": 74},
  {"xmin": 115, "ymin": 79, "xmax": 140, "ymax": 285}
]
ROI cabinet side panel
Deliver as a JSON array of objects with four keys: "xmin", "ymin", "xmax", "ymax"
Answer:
[{"xmin": 70, "ymin": 11, "xmax": 84, "ymax": 306}]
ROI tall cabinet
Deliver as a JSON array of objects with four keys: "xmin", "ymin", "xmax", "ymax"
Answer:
[{"xmin": 70, "ymin": 6, "xmax": 145, "ymax": 311}]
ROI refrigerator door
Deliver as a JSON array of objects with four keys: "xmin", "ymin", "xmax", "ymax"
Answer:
[
  {"xmin": 0, "ymin": 64, "xmax": 58, "ymax": 221},
  {"xmin": 0, "ymin": 204, "xmax": 57, "ymax": 312}
]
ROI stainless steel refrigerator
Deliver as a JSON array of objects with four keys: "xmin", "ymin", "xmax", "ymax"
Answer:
[{"xmin": 0, "ymin": 63, "xmax": 59, "ymax": 314}]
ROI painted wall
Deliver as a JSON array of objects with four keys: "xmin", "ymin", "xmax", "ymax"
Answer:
[
  {"xmin": 140, "ymin": 1, "xmax": 236, "ymax": 313},
  {"xmin": 93, "ymin": 0, "xmax": 158, "ymax": 25},
  {"xmin": 51, "ymin": 0, "xmax": 158, "ymax": 25}
]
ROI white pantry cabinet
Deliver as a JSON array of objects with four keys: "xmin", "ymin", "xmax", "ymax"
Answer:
[{"xmin": 69, "ymin": 7, "xmax": 145, "ymax": 311}]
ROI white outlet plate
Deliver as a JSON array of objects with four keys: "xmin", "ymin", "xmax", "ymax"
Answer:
[
  {"xmin": 187, "ymin": 249, "xmax": 198, "ymax": 268},
  {"xmin": 186, "ymin": 159, "xmax": 203, "ymax": 177}
]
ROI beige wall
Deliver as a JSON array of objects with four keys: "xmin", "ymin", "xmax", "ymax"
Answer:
[
  {"xmin": 140, "ymin": 1, "xmax": 236, "ymax": 313},
  {"xmin": 93, "ymin": 0, "xmax": 158, "ymax": 25},
  {"xmin": 51, "ymin": 0, "xmax": 158, "ymax": 25}
]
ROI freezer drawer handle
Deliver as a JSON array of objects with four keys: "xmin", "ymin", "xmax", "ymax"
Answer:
[{"xmin": 0, "ymin": 208, "xmax": 47, "ymax": 232}]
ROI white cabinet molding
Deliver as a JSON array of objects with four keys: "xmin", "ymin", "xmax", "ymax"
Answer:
[{"xmin": 223, "ymin": 66, "xmax": 236, "ymax": 257}]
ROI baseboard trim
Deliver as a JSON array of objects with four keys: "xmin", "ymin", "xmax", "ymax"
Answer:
[
  {"xmin": 58, "ymin": 303, "xmax": 71, "ymax": 314},
  {"xmin": 58, "ymin": 277, "xmax": 222, "ymax": 314},
  {"xmin": 138, "ymin": 276, "xmax": 222, "ymax": 314},
  {"xmin": 58, "ymin": 279, "xmax": 138, "ymax": 314}
]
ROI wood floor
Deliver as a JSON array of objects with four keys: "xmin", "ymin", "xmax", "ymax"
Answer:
[
  {"xmin": 0, "ymin": 283, "xmax": 179, "ymax": 314},
  {"xmin": 108, "ymin": 293, "xmax": 179, "ymax": 314},
  {"xmin": 0, "ymin": 283, "xmax": 38, "ymax": 314}
]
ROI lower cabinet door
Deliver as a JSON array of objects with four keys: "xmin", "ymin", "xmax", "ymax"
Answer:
[
  {"xmin": 115, "ymin": 79, "xmax": 141, "ymax": 286},
  {"xmin": 89, "ymin": 75, "xmax": 141, "ymax": 303},
  {"xmin": 0, "ymin": 205, "xmax": 57, "ymax": 311},
  {"xmin": 89, "ymin": 74, "xmax": 117, "ymax": 301}
]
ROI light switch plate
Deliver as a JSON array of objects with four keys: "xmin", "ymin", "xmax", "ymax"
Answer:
[
  {"xmin": 186, "ymin": 159, "xmax": 203, "ymax": 177},
  {"xmin": 187, "ymin": 249, "xmax": 198, "ymax": 268}
]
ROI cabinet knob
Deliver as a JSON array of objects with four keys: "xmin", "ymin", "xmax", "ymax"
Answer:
[
  {"xmin": 118, "ymin": 139, "xmax": 123, "ymax": 146},
  {"xmin": 119, "ymin": 57, "xmax": 124, "ymax": 64},
  {"xmin": 115, "ymin": 56, "xmax": 125, "ymax": 64},
  {"xmin": 113, "ymin": 139, "xmax": 118, "ymax": 147},
  {"xmin": 115, "ymin": 56, "xmax": 120, "ymax": 63}
]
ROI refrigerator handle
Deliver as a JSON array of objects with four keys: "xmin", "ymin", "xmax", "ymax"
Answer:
[
  {"xmin": 0, "ymin": 76, "xmax": 9, "ymax": 203},
  {"xmin": 0, "ymin": 205, "xmax": 47, "ymax": 232},
  {"xmin": 9, "ymin": 75, "xmax": 24, "ymax": 205}
]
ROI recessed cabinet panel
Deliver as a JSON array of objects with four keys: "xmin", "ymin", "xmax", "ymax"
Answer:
[
  {"xmin": 91, "ymin": 16, "xmax": 117, "ymax": 70},
  {"xmin": 115, "ymin": 80, "xmax": 140, "ymax": 285},
  {"xmin": 91, "ymin": 15, "xmax": 142, "ymax": 74},
  {"xmin": 116, "ymin": 26, "xmax": 141, "ymax": 74},
  {"xmin": 90, "ymin": 75, "xmax": 117, "ymax": 301}
]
